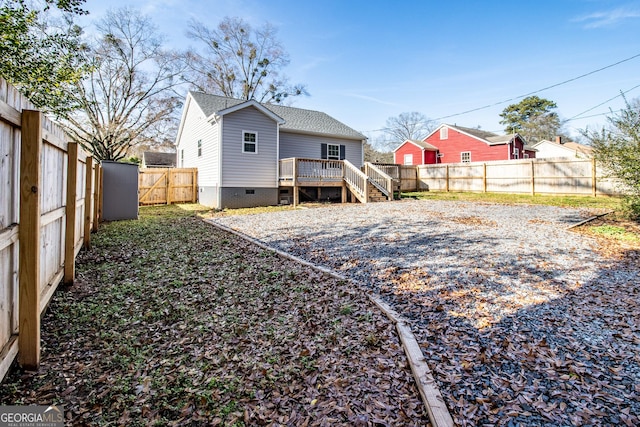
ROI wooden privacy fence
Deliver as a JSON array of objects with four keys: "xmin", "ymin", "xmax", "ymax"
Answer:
[
  {"xmin": 139, "ymin": 168, "xmax": 198, "ymax": 205},
  {"xmin": 399, "ymin": 158, "xmax": 620, "ymax": 196},
  {"xmin": 0, "ymin": 77, "xmax": 101, "ymax": 381}
]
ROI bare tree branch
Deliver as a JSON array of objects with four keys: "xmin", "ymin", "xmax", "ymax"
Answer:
[
  {"xmin": 183, "ymin": 16, "xmax": 307, "ymax": 104},
  {"xmin": 61, "ymin": 7, "xmax": 186, "ymax": 161}
]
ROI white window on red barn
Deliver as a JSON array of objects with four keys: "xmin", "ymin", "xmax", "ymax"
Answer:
[
  {"xmin": 513, "ymin": 147, "xmax": 519, "ymax": 159},
  {"xmin": 404, "ymin": 154, "xmax": 413, "ymax": 165},
  {"xmin": 461, "ymin": 151, "xmax": 471, "ymax": 163},
  {"xmin": 440, "ymin": 127, "xmax": 448, "ymax": 140}
]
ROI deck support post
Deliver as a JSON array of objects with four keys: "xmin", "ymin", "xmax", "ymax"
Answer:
[
  {"xmin": 341, "ymin": 182, "xmax": 347, "ymax": 203},
  {"xmin": 292, "ymin": 158, "xmax": 298, "ymax": 207}
]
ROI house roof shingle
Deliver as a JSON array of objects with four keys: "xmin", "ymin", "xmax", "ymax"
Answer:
[
  {"xmin": 143, "ymin": 151, "xmax": 176, "ymax": 167},
  {"xmin": 407, "ymin": 139, "xmax": 439, "ymax": 151},
  {"xmin": 443, "ymin": 124, "xmax": 536, "ymax": 150},
  {"xmin": 189, "ymin": 92, "xmax": 366, "ymax": 140}
]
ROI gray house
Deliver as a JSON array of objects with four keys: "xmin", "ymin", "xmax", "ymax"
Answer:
[{"xmin": 175, "ymin": 92, "xmax": 394, "ymax": 209}]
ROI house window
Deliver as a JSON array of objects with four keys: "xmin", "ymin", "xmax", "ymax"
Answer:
[
  {"xmin": 197, "ymin": 140, "xmax": 202, "ymax": 157},
  {"xmin": 513, "ymin": 147, "xmax": 519, "ymax": 159},
  {"xmin": 524, "ymin": 153, "xmax": 530, "ymax": 159},
  {"xmin": 321, "ymin": 143, "xmax": 345, "ymax": 160},
  {"xmin": 440, "ymin": 127, "xmax": 448, "ymax": 140},
  {"xmin": 461, "ymin": 151, "xmax": 471, "ymax": 163},
  {"xmin": 243, "ymin": 131, "xmax": 257, "ymax": 153},
  {"xmin": 404, "ymin": 154, "xmax": 413, "ymax": 165},
  {"xmin": 327, "ymin": 143, "xmax": 340, "ymax": 160}
]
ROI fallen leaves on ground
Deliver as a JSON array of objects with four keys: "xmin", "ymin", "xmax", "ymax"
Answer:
[{"xmin": 0, "ymin": 206, "xmax": 429, "ymax": 426}]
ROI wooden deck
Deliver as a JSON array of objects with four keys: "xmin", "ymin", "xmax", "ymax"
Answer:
[{"xmin": 278, "ymin": 158, "xmax": 400, "ymax": 205}]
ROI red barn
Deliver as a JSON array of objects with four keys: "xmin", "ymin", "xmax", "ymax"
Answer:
[
  {"xmin": 393, "ymin": 139, "xmax": 439, "ymax": 165},
  {"xmin": 394, "ymin": 124, "xmax": 536, "ymax": 164}
]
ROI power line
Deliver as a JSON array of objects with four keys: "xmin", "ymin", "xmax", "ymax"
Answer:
[
  {"xmin": 433, "ymin": 52, "xmax": 640, "ymax": 121},
  {"xmin": 566, "ymin": 83, "xmax": 640, "ymax": 121}
]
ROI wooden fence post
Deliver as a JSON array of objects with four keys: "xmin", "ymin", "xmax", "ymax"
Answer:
[
  {"xmin": 84, "ymin": 157, "xmax": 93, "ymax": 248},
  {"xmin": 19, "ymin": 110, "xmax": 42, "ymax": 369},
  {"xmin": 192, "ymin": 169, "xmax": 198, "ymax": 203},
  {"xmin": 445, "ymin": 165, "xmax": 450, "ymax": 192},
  {"xmin": 64, "ymin": 143, "xmax": 79, "ymax": 284},
  {"xmin": 531, "ymin": 160, "xmax": 535, "ymax": 196},
  {"xmin": 591, "ymin": 158, "xmax": 597, "ymax": 197},
  {"xmin": 92, "ymin": 164, "xmax": 100, "ymax": 232},
  {"xmin": 166, "ymin": 168, "xmax": 172, "ymax": 205},
  {"xmin": 483, "ymin": 163, "xmax": 487, "ymax": 193}
]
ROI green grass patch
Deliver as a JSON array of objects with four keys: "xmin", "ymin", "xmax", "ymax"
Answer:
[
  {"xmin": 402, "ymin": 191, "xmax": 622, "ymax": 210},
  {"xmin": 589, "ymin": 225, "xmax": 640, "ymax": 242}
]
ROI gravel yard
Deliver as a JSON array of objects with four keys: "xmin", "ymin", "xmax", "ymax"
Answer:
[{"xmin": 210, "ymin": 199, "xmax": 640, "ymax": 426}]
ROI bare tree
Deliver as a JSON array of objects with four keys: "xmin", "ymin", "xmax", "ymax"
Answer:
[
  {"xmin": 383, "ymin": 112, "xmax": 436, "ymax": 149},
  {"xmin": 183, "ymin": 16, "xmax": 306, "ymax": 103},
  {"xmin": 62, "ymin": 7, "xmax": 185, "ymax": 161}
]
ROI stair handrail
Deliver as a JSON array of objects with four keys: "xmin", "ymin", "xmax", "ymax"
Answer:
[
  {"xmin": 365, "ymin": 162, "xmax": 394, "ymax": 200},
  {"xmin": 343, "ymin": 160, "xmax": 368, "ymax": 203}
]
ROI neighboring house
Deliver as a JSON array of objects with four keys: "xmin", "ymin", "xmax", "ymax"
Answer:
[
  {"xmin": 531, "ymin": 137, "xmax": 594, "ymax": 159},
  {"xmin": 175, "ymin": 92, "xmax": 369, "ymax": 209},
  {"xmin": 393, "ymin": 139, "xmax": 439, "ymax": 165},
  {"xmin": 142, "ymin": 151, "xmax": 177, "ymax": 168},
  {"xmin": 395, "ymin": 124, "xmax": 536, "ymax": 164}
]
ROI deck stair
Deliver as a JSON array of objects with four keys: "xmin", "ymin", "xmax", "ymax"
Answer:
[{"xmin": 368, "ymin": 186, "xmax": 387, "ymax": 202}]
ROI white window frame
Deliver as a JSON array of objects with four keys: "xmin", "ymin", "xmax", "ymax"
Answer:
[
  {"xmin": 242, "ymin": 130, "xmax": 258, "ymax": 154},
  {"xmin": 440, "ymin": 127, "xmax": 448, "ymax": 140},
  {"xmin": 461, "ymin": 151, "xmax": 471, "ymax": 163},
  {"xmin": 403, "ymin": 154, "xmax": 413, "ymax": 165},
  {"xmin": 513, "ymin": 147, "xmax": 519, "ymax": 159},
  {"xmin": 327, "ymin": 143, "xmax": 340, "ymax": 160}
]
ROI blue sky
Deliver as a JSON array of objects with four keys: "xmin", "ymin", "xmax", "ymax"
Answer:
[{"xmin": 80, "ymin": 0, "xmax": 640, "ymax": 145}]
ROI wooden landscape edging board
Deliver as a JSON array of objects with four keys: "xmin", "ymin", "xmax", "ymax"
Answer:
[{"xmin": 204, "ymin": 219, "xmax": 455, "ymax": 427}]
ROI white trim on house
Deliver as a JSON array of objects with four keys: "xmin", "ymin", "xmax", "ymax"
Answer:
[
  {"xmin": 392, "ymin": 139, "xmax": 439, "ymax": 152},
  {"xmin": 214, "ymin": 99, "xmax": 285, "ymax": 125}
]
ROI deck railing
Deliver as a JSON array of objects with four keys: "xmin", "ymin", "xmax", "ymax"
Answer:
[
  {"xmin": 372, "ymin": 163, "xmax": 400, "ymax": 180},
  {"xmin": 279, "ymin": 158, "xmax": 344, "ymax": 184},
  {"xmin": 343, "ymin": 160, "xmax": 368, "ymax": 202},
  {"xmin": 297, "ymin": 158, "xmax": 343, "ymax": 182},
  {"xmin": 279, "ymin": 158, "xmax": 295, "ymax": 181},
  {"xmin": 364, "ymin": 162, "xmax": 393, "ymax": 200}
]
